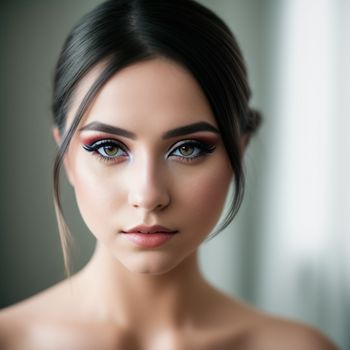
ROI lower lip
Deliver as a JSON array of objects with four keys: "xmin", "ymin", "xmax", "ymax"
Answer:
[{"xmin": 121, "ymin": 233, "xmax": 177, "ymax": 248}]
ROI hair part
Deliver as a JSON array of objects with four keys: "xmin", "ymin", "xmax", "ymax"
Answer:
[{"xmin": 51, "ymin": 0, "xmax": 262, "ymax": 277}]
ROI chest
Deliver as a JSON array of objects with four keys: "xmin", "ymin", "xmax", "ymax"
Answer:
[{"xmin": 22, "ymin": 322, "xmax": 245, "ymax": 350}]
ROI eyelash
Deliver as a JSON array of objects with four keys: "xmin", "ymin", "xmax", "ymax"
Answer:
[
  {"xmin": 82, "ymin": 139, "xmax": 216, "ymax": 164},
  {"xmin": 82, "ymin": 139, "xmax": 128, "ymax": 164}
]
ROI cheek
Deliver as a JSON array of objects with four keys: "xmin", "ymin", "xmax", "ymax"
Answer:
[
  {"xmin": 70, "ymin": 159, "xmax": 124, "ymax": 241},
  {"xmin": 177, "ymin": 158, "xmax": 233, "ymax": 234}
]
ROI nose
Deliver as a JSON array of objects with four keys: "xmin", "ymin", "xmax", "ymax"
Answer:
[{"xmin": 128, "ymin": 157, "xmax": 170, "ymax": 212}]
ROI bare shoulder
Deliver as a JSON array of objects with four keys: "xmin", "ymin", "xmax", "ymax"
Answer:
[
  {"xmin": 0, "ymin": 279, "xmax": 82, "ymax": 349},
  {"xmin": 197, "ymin": 288, "xmax": 339, "ymax": 350},
  {"xmin": 257, "ymin": 316, "xmax": 338, "ymax": 350},
  {"xmin": 235, "ymin": 304, "xmax": 339, "ymax": 350},
  {"xmin": 0, "ymin": 303, "xmax": 32, "ymax": 350},
  {"xmin": 0, "ymin": 281, "xmax": 132, "ymax": 350},
  {"xmin": 0, "ymin": 311, "xmax": 14, "ymax": 349}
]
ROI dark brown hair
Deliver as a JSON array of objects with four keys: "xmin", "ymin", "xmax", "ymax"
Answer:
[{"xmin": 52, "ymin": 0, "xmax": 262, "ymax": 276}]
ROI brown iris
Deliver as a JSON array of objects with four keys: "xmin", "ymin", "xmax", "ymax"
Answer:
[
  {"xmin": 104, "ymin": 145, "xmax": 119, "ymax": 156},
  {"xmin": 179, "ymin": 145, "xmax": 194, "ymax": 156}
]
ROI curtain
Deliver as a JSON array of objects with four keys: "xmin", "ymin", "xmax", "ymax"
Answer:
[{"xmin": 199, "ymin": 1, "xmax": 349, "ymax": 349}]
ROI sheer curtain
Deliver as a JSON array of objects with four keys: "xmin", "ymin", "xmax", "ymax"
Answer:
[
  {"xmin": 258, "ymin": 1, "xmax": 349, "ymax": 348},
  {"xmin": 199, "ymin": 1, "xmax": 349, "ymax": 349}
]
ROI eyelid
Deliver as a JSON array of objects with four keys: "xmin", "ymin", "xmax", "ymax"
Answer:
[
  {"xmin": 82, "ymin": 136, "xmax": 216, "ymax": 164},
  {"xmin": 82, "ymin": 138, "xmax": 130, "ymax": 165},
  {"xmin": 167, "ymin": 138, "xmax": 215, "ymax": 153},
  {"xmin": 82, "ymin": 137, "xmax": 129, "ymax": 151},
  {"xmin": 166, "ymin": 139, "xmax": 216, "ymax": 163}
]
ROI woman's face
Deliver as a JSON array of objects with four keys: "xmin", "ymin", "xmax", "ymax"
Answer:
[{"xmin": 57, "ymin": 57, "xmax": 233, "ymax": 275}]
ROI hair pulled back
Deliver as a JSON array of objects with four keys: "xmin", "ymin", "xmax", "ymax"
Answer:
[{"xmin": 52, "ymin": 0, "xmax": 262, "ymax": 276}]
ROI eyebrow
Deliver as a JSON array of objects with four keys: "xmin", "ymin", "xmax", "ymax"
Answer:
[
  {"xmin": 79, "ymin": 122, "xmax": 136, "ymax": 139},
  {"xmin": 78, "ymin": 121, "xmax": 219, "ymax": 139}
]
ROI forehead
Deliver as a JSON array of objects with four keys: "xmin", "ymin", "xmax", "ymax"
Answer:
[{"xmin": 68, "ymin": 57, "xmax": 217, "ymax": 132}]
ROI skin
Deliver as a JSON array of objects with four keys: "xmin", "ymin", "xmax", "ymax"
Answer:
[{"xmin": 0, "ymin": 57, "xmax": 338, "ymax": 350}]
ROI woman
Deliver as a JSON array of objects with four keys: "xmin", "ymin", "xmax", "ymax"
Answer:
[{"xmin": 0, "ymin": 0, "xmax": 338, "ymax": 349}]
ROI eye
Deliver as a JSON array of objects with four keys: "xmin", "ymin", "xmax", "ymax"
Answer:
[
  {"xmin": 82, "ymin": 139, "xmax": 128, "ymax": 163},
  {"xmin": 168, "ymin": 140, "xmax": 216, "ymax": 162},
  {"xmin": 173, "ymin": 144, "xmax": 200, "ymax": 158},
  {"xmin": 99, "ymin": 144, "xmax": 122, "ymax": 158}
]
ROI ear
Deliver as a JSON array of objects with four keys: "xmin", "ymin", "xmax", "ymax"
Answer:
[
  {"xmin": 52, "ymin": 126, "xmax": 61, "ymax": 146},
  {"xmin": 52, "ymin": 127, "xmax": 75, "ymax": 187},
  {"xmin": 240, "ymin": 133, "xmax": 250, "ymax": 157}
]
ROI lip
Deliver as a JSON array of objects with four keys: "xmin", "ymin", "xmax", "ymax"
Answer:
[
  {"xmin": 121, "ymin": 225, "xmax": 179, "ymax": 248},
  {"xmin": 122, "ymin": 225, "xmax": 178, "ymax": 234}
]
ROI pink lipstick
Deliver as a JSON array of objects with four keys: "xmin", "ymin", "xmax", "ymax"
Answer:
[{"xmin": 121, "ymin": 225, "xmax": 178, "ymax": 248}]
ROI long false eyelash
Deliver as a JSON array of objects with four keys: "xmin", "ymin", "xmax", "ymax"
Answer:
[
  {"xmin": 82, "ymin": 138, "xmax": 217, "ymax": 164},
  {"xmin": 82, "ymin": 139, "xmax": 128, "ymax": 163},
  {"xmin": 168, "ymin": 140, "xmax": 216, "ymax": 162}
]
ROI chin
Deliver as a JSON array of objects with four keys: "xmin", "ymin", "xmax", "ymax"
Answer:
[{"xmin": 116, "ymin": 251, "xmax": 183, "ymax": 276}]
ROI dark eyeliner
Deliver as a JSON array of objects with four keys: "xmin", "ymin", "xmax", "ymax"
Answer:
[
  {"xmin": 82, "ymin": 139, "xmax": 128, "ymax": 163},
  {"xmin": 83, "ymin": 139, "xmax": 127, "ymax": 151},
  {"xmin": 168, "ymin": 139, "xmax": 216, "ymax": 161}
]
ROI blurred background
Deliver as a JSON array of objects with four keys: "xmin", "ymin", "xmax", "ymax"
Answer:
[{"xmin": 0, "ymin": 1, "xmax": 348, "ymax": 348}]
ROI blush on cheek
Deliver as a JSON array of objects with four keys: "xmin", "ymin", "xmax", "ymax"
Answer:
[{"xmin": 183, "ymin": 168, "xmax": 232, "ymax": 237}]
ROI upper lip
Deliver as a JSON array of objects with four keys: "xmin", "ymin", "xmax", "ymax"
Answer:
[{"xmin": 122, "ymin": 225, "xmax": 178, "ymax": 234}]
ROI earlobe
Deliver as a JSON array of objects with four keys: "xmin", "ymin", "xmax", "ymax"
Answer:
[
  {"xmin": 52, "ymin": 127, "xmax": 75, "ymax": 187},
  {"xmin": 52, "ymin": 127, "xmax": 61, "ymax": 146},
  {"xmin": 240, "ymin": 133, "xmax": 250, "ymax": 156}
]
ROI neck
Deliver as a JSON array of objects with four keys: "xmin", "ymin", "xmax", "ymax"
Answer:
[{"xmin": 73, "ymin": 242, "xmax": 214, "ymax": 330}]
